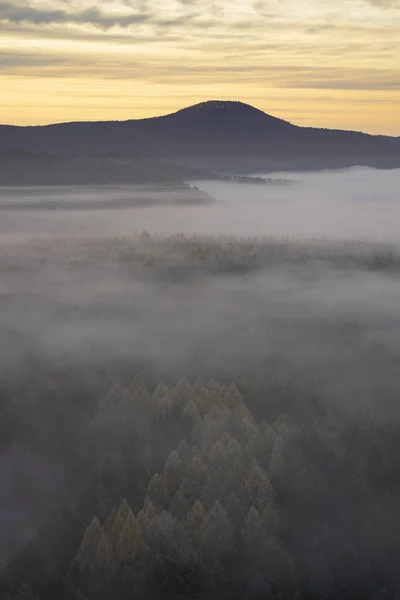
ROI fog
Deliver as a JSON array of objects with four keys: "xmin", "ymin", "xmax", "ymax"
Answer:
[
  {"xmin": 1, "ymin": 167, "xmax": 400, "ymax": 244},
  {"xmin": 1, "ymin": 167, "xmax": 400, "ymax": 599}
]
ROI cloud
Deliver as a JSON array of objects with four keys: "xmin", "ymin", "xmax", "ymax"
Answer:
[
  {"xmin": 365, "ymin": 0, "xmax": 399, "ymax": 7},
  {"xmin": 0, "ymin": 1, "xmax": 150, "ymax": 29},
  {"xmin": 0, "ymin": 50, "xmax": 69, "ymax": 67}
]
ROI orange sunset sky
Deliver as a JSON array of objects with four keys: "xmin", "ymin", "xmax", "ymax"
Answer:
[{"xmin": 1, "ymin": 0, "xmax": 399, "ymax": 134}]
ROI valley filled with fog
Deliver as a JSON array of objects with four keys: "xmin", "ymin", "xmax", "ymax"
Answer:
[
  {"xmin": 1, "ymin": 167, "xmax": 400, "ymax": 600},
  {"xmin": 1, "ymin": 167, "xmax": 400, "ymax": 243}
]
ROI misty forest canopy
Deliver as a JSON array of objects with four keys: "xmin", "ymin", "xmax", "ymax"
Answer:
[
  {"xmin": 1, "ymin": 101, "xmax": 400, "ymax": 183},
  {"xmin": 1, "ymin": 234, "xmax": 400, "ymax": 600}
]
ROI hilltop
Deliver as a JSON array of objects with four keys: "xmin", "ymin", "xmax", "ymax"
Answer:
[{"xmin": 1, "ymin": 100, "xmax": 399, "ymax": 178}]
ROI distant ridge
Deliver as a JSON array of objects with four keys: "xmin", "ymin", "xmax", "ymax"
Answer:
[
  {"xmin": 164, "ymin": 100, "xmax": 294, "ymax": 127},
  {"xmin": 1, "ymin": 100, "xmax": 399, "ymax": 175}
]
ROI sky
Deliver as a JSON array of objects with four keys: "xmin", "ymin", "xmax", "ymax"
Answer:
[{"xmin": 1, "ymin": 0, "xmax": 399, "ymax": 134}]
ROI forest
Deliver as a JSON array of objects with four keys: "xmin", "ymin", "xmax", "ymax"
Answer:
[{"xmin": 1, "ymin": 234, "xmax": 400, "ymax": 600}]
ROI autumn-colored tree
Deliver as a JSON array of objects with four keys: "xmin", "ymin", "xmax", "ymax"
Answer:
[
  {"xmin": 117, "ymin": 498, "xmax": 131, "ymax": 522},
  {"xmin": 245, "ymin": 463, "xmax": 275, "ymax": 513},
  {"xmin": 136, "ymin": 496, "xmax": 157, "ymax": 529},
  {"xmin": 104, "ymin": 499, "xmax": 130, "ymax": 548},
  {"xmin": 74, "ymin": 516, "xmax": 113, "ymax": 573},
  {"xmin": 115, "ymin": 510, "xmax": 145, "ymax": 564}
]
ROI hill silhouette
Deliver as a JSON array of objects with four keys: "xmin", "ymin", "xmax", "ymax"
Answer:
[{"xmin": 1, "ymin": 100, "xmax": 399, "ymax": 175}]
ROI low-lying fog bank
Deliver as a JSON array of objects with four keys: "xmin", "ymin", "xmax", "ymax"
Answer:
[{"xmin": 0, "ymin": 167, "xmax": 399, "ymax": 245}]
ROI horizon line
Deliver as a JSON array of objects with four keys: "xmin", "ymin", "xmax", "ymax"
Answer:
[{"xmin": 0, "ymin": 99, "xmax": 397, "ymax": 138}]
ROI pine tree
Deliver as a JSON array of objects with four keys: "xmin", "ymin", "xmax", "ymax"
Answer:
[
  {"xmin": 225, "ymin": 490, "xmax": 245, "ymax": 529},
  {"xmin": 201, "ymin": 466, "xmax": 224, "ymax": 510},
  {"xmin": 104, "ymin": 499, "xmax": 132, "ymax": 549},
  {"xmin": 245, "ymin": 463, "xmax": 275, "ymax": 513},
  {"xmin": 144, "ymin": 510, "xmax": 178, "ymax": 557},
  {"xmin": 164, "ymin": 450, "xmax": 183, "ymax": 496},
  {"xmin": 99, "ymin": 383, "xmax": 126, "ymax": 412},
  {"xmin": 177, "ymin": 439, "xmax": 191, "ymax": 464},
  {"xmin": 129, "ymin": 374, "xmax": 148, "ymax": 397},
  {"xmin": 74, "ymin": 516, "xmax": 113, "ymax": 573},
  {"xmin": 199, "ymin": 501, "xmax": 235, "ymax": 562},
  {"xmin": 223, "ymin": 382, "xmax": 243, "ymax": 409},
  {"xmin": 183, "ymin": 399, "xmax": 200, "ymax": 421},
  {"xmin": 156, "ymin": 394, "xmax": 174, "ymax": 419},
  {"xmin": 152, "ymin": 383, "xmax": 170, "ymax": 405},
  {"xmin": 148, "ymin": 473, "xmax": 169, "ymax": 508},
  {"xmin": 117, "ymin": 498, "xmax": 131, "ymax": 522},
  {"xmin": 115, "ymin": 510, "xmax": 145, "ymax": 564},
  {"xmin": 137, "ymin": 496, "xmax": 156, "ymax": 529},
  {"xmin": 172, "ymin": 378, "xmax": 191, "ymax": 409},
  {"xmin": 103, "ymin": 508, "xmax": 117, "ymax": 541},
  {"xmin": 242, "ymin": 506, "xmax": 264, "ymax": 563},
  {"xmin": 185, "ymin": 500, "xmax": 206, "ymax": 537}
]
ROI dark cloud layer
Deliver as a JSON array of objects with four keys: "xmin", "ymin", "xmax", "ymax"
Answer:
[{"xmin": 0, "ymin": 1, "xmax": 149, "ymax": 28}]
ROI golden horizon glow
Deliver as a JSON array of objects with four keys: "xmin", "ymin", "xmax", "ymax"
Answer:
[{"xmin": 1, "ymin": 0, "xmax": 399, "ymax": 135}]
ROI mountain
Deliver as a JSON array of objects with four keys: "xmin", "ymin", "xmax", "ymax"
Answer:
[
  {"xmin": 381, "ymin": 135, "xmax": 400, "ymax": 148},
  {"xmin": 1, "ymin": 100, "xmax": 399, "ymax": 176}
]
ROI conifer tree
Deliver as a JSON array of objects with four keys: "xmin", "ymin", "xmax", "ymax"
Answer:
[
  {"xmin": 148, "ymin": 473, "xmax": 169, "ymax": 508},
  {"xmin": 164, "ymin": 449, "xmax": 183, "ymax": 496},
  {"xmin": 199, "ymin": 501, "xmax": 235, "ymax": 562},
  {"xmin": 74, "ymin": 516, "xmax": 113, "ymax": 573},
  {"xmin": 104, "ymin": 499, "xmax": 132, "ymax": 549},
  {"xmin": 225, "ymin": 490, "xmax": 245, "ymax": 528},
  {"xmin": 172, "ymin": 378, "xmax": 191, "ymax": 408},
  {"xmin": 223, "ymin": 382, "xmax": 243, "ymax": 409},
  {"xmin": 245, "ymin": 463, "xmax": 275, "ymax": 513},
  {"xmin": 242, "ymin": 506, "xmax": 264, "ymax": 563},
  {"xmin": 137, "ymin": 496, "xmax": 157, "ymax": 529},
  {"xmin": 183, "ymin": 399, "xmax": 200, "ymax": 421},
  {"xmin": 185, "ymin": 500, "xmax": 206, "ymax": 537},
  {"xmin": 115, "ymin": 510, "xmax": 145, "ymax": 564}
]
